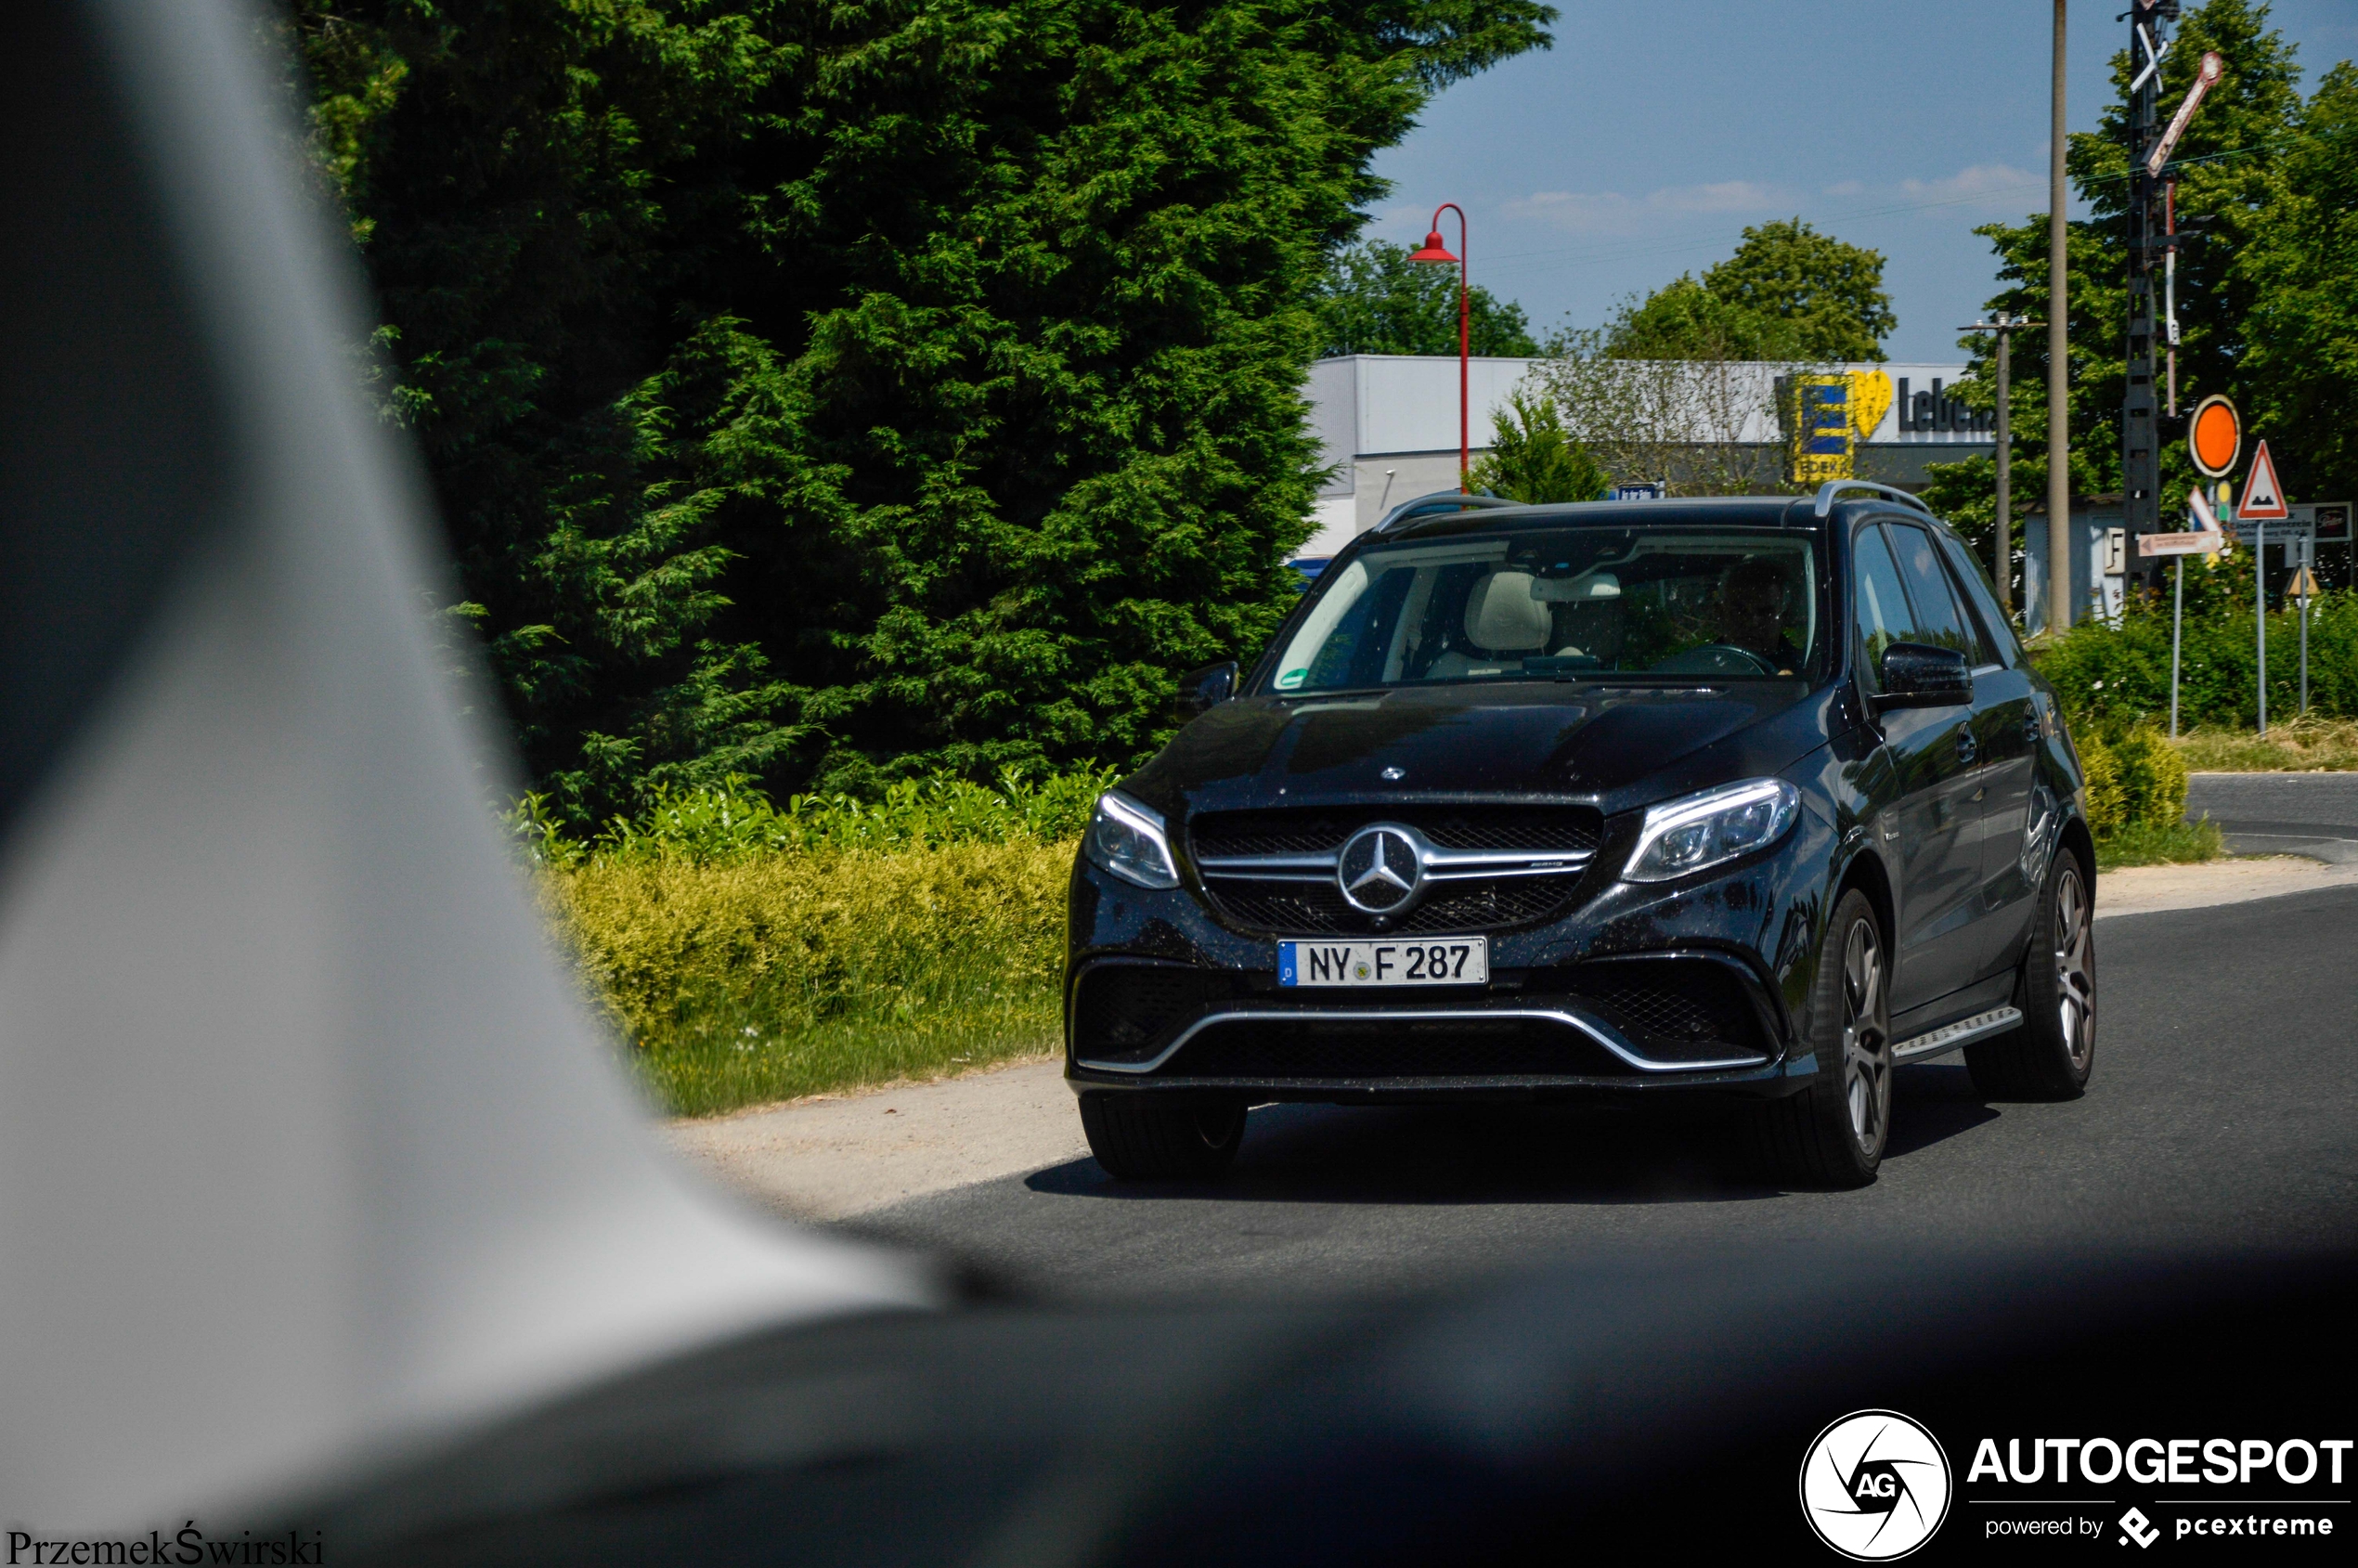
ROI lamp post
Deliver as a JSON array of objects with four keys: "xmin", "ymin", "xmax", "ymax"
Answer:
[{"xmin": 1408, "ymin": 204, "xmax": 1470, "ymax": 491}]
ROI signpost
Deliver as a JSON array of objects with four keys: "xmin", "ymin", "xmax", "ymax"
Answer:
[
  {"xmin": 1610, "ymin": 482, "xmax": 1666, "ymax": 501},
  {"xmin": 2140, "ymin": 486, "xmax": 2227, "ymax": 736},
  {"xmin": 2240, "ymin": 441, "xmax": 2289, "ymax": 735}
]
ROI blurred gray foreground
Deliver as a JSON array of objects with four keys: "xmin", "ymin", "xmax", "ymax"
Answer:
[{"xmin": 0, "ymin": 0, "xmax": 928, "ymax": 1532}]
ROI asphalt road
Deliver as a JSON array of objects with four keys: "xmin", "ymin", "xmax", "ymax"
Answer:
[
  {"xmin": 2186, "ymin": 770, "xmax": 2358, "ymax": 863},
  {"xmin": 845, "ymin": 881, "xmax": 2358, "ymax": 1302}
]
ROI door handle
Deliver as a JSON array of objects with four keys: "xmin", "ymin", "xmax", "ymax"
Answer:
[{"xmin": 1956, "ymin": 730, "xmax": 1979, "ymax": 767}]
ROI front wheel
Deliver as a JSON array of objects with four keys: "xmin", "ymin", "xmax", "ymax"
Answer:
[
  {"xmin": 1965, "ymin": 849, "xmax": 2095, "ymax": 1100},
  {"xmin": 1748, "ymin": 888, "xmax": 1891, "ymax": 1187},
  {"xmin": 1079, "ymin": 1093, "xmax": 1247, "ymax": 1180}
]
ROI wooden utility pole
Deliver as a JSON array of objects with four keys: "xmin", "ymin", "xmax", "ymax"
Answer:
[{"xmin": 2047, "ymin": 0, "xmax": 2074, "ymax": 635}]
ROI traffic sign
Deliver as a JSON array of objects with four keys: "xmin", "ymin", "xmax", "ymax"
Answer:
[
  {"xmin": 2238, "ymin": 439, "xmax": 2288, "ymax": 521},
  {"xmin": 2141, "ymin": 485, "xmax": 2228, "ymax": 555},
  {"xmin": 2187, "ymin": 395, "xmax": 2241, "ymax": 477},
  {"xmin": 2287, "ymin": 566, "xmax": 2320, "ymax": 600}
]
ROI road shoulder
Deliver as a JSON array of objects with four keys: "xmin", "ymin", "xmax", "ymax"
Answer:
[
  {"xmin": 665, "ymin": 857, "xmax": 2358, "ymax": 1219},
  {"xmin": 2095, "ymin": 855, "xmax": 2358, "ymax": 918}
]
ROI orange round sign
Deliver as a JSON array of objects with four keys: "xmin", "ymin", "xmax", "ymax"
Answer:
[{"xmin": 2188, "ymin": 395, "xmax": 2242, "ymax": 477}]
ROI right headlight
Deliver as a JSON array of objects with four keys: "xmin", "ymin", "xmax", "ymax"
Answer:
[
  {"xmin": 1623, "ymin": 778, "xmax": 1800, "ymax": 883},
  {"xmin": 1082, "ymin": 791, "xmax": 1181, "ymax": 890}
]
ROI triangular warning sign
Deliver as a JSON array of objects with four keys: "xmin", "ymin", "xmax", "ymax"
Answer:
[{"xmin": 2239, "ymin": 440, "xmax": 2289, "ymax": 520}]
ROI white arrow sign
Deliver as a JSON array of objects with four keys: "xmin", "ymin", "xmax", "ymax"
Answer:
[
  {"xmin": 2148, "ymin": 52, "xmax": 2225, "ymax": 175},
  {"xmin": 2141, "ymin": 486, "xmax": 2228, "ymax": 555}
]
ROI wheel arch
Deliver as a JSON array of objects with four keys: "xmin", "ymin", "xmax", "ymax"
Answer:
[{"xmin": 1833, "ymin": 837, "xmax": 1896, "ymax": 947}]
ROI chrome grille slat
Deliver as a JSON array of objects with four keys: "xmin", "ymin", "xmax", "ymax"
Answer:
[{"xmin": 1186, "ymin": 804, "xmax": 1604, "ymax": 934}]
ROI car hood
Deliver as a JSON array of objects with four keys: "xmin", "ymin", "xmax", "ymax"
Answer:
[{"xmin": 1126, "ymin": 680, "xmax": 1834, "ymax": 821}]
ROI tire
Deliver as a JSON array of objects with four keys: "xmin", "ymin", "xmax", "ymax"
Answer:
[
  {"xmin": 1965, "ymin": 849, "xmax": 2095, "ymax": 1100},
  {"xmin": 1079, "ymin": 1092, "xmax": 1247, "ymax": 1180},
  {"xmin": 1749, "ymin": 888, "xmax": 1891, "ymax": 1188}
]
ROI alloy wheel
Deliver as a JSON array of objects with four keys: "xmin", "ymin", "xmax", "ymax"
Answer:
[
  {"xmin": 1840, "ymin": 917, "xmax": 1891, "ymax": 1156},
  {"xmin": 2054, "ymin": 864, "xmax": 2095, "ymax": 1070}
]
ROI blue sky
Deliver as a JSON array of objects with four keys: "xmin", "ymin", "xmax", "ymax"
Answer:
[{"xmin": 1364, "ymin": 1, "xmax": 2358, "ymax": 361}]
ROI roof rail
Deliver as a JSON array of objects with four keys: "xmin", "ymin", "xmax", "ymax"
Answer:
[
  {"xmin": 1373, "ymin": 490, "xmax": 1523, "ymax": 534},
  {"xmin": 1812, "ymin": 480, "xmax": 1934, "ymax": 519}
]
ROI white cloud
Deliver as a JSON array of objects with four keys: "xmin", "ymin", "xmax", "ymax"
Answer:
[
  {"xmin": 1821, "ymin": 179, "xmax": 1867, "ymax": 197},
  {"xmin": 1893, "ymin": 162, "xmax": 2045, "ymax": 212},
  {"xmin": 1501, "ymin": 180, "xmax": 1788, "ymax": 235}
]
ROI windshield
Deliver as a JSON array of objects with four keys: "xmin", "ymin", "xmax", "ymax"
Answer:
[{"xmin": 1264, "ymin": 526, "xmax": 1822, "ymax": 694}]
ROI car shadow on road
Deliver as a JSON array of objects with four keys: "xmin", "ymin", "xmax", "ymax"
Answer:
[{"xmin": 1026, "ymin": 1069, "xmax": 2002, "ymax": 1207}]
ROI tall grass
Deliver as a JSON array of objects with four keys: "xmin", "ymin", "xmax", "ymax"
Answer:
[
  {"xmin": 523, "ymin": 771, "xmax": 1098, "ymax": 1118},
  {"xmin": 2173, "ymin": 715, "xmax": 2358, "ymax": 772}
]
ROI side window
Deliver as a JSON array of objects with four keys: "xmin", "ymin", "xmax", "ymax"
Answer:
[
  {"xmin": 1885, "ymin": 523, "xmax": 1978, "ymax": 660},
  {"xmin": 1934, "ymin": 529, "xmax": 2019, "ymax": 667},
  {"xmin": 1850, "ymin": 523, "xmax": 1912, "ymax": 692}
]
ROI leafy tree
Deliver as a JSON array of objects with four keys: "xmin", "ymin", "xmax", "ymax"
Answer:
[
  {"xmin": 2239, "ymin": 59, "xmax": 2358, "ymax": 509},
  {"xmin": 1468, "ymin": 392, "xmax": 1605, "ymax": 500},
  {"xmin": 1603, "ymin": 219, "xmax": 1892, "ymax": 362},
  {"xmin": 1312, "ymin": 239, "xmax": 1539, "ymax": 357},
  {"xmin": 1699, "ymin": 218, "xmax": 1894, "ymax": 362},
  {"xmin": 1926, "ymin": 0, "xmax": 2326, "ymax": 597},
  {"xmin": 1604, "ymin": 275, "xmax": 1807, "ymax": 362},
  {"xmin": 285, "ymin": 0, "xmax": 1557, "ymax": 820}
]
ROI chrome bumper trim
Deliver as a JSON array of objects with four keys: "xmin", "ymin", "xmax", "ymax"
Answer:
[{"xmin": 1076, "ymin": 1004, "xmax": 1771, "ymax": 1078}]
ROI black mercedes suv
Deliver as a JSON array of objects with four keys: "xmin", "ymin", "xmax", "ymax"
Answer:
[{"xmin": 1065, "ymin": 484, "xmax": 2096, "ymax": 1187}]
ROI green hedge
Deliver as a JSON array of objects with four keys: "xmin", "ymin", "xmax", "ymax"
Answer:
[
  {"xmin": 2034, "ymin": 553, "xmax": 2358, "ymax": 732},
  {"xmin": 522, "ymin": 771, "xmax": 1097, "ymax": 1117}
]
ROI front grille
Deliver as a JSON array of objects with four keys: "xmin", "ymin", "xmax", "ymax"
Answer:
[
  {"xmin": 1071, "ymin": 964, "xmax": 1239, "ymax": 1064},
  {"xmin": 1190, "ymin": 804, "xmax": 1601, "ymax": 860},
  {"xmin": 1158, "ymin": 1013, "xmax": 1627, "ymax": 1080},
  {"xmin": 1205, "ymin": 875, "xmax": 1584, "ymax": 936},
  {"xmin": 1564, "ymin": 960, "xmax": 1768, "ymax": 1057}
]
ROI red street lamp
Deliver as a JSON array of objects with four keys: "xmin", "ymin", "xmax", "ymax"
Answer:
[{"xmin": 1407, "ymin": 203, "xmax": 1470, "ymax": 491}]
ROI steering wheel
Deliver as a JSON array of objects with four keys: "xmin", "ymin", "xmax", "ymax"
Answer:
[{"xmin": 1649, "ymin": 642, "xmax": 1780, "ymax": 677}]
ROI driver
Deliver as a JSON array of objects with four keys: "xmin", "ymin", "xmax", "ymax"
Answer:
[{"xmin": 1714, "ymin": 557, "xmax": 1804, "ymax": 674}]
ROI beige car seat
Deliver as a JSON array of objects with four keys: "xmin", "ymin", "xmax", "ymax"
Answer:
[{"xmin": 1427, "ymin": 570, "xmax": 1552, "ymax": 679}]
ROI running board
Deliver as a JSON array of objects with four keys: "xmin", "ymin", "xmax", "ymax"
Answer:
[{"xmin": 1892, "ymin": 1006, "xmax": 2022, "ymax": 1064}]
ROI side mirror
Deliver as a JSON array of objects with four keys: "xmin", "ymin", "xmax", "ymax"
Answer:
[
  {"xmin": 1873, "ymin": 642, "xmax": 1972, "ymax": 709},
  {"xmin": 1176, "ymin": 661, "xmax": 1238, "ymax": 719}
]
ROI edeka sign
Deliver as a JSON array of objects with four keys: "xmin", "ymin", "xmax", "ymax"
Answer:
[
  {"xmin": 1896, "ymin": 377, "xmax": 1996, "ymax": 435},
  {"xmin": 1782, "ymin": 370, "xmax": 1897, "ymax": 484}
]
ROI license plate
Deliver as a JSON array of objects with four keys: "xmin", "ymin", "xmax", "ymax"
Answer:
[{"xmin": 1278, "ymin": 938, "xmax": 1488, "ymax": 988}]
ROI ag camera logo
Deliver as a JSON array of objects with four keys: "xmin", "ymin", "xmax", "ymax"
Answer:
[{"xmin": 1800, "ymin": 1409, "xmax": 1952, "ymax": 1560}]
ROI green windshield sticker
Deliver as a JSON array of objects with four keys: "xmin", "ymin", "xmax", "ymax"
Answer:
[{"xmin": 1276, "ymin": 668, "xmax": 1307, "ymax": 690}]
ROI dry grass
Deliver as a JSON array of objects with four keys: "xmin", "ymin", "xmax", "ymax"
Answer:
[
  {"xmin": 542, "ymin": 840, "xmax": 1073, "ymax": 1118},
  {"xmin": 2171, "ymin": 715, "xmax": 2358, "ymax": 772}
]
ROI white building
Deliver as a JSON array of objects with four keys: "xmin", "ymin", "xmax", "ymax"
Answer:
[{"xmin": 1302, "ymin": 354, "xmax": 1997, "ymax": 559}]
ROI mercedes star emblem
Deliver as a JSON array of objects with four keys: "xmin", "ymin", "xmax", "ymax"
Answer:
[{"xmin": 1337, "ymin": 824, "xmax": 1424, "ymax": 914}]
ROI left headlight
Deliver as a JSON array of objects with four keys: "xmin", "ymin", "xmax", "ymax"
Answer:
[
  {"xmin": 1083, "ymin": 791, "xmax": 1181, "ymax": 889},
  {"xmin": 1624, "ymin": 778, "xmax": 1800, "ymax": 884}
]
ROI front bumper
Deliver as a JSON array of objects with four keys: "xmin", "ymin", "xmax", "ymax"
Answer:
[{"xmin": 1065, "ymin": 810, "xmax": 1833, "ymax": 1104}]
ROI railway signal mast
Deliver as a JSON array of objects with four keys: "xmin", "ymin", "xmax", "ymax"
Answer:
[{"xmin": 2123, "ymin": 0, "xmax": 2223, "ymax": 591}]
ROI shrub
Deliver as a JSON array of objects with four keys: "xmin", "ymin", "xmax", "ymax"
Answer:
[
  {"xmin": 521, "ymin": 765, "xmax": 1103, "ymax": 1116},
  {"xmin": 2032, "ymin": 557, "xmax": 2358, "ymax": 732},
  {"xmin": 2079, "ymin": 733, "xmax": 2127, "ymax": 838}
]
